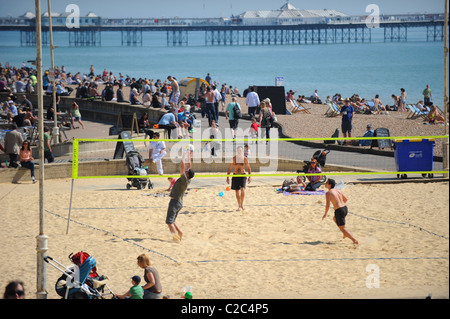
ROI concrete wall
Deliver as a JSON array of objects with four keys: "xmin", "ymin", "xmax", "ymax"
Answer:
[{"xmin": 0, "ymin": 156, "xmax": 370, "ymax": 184}]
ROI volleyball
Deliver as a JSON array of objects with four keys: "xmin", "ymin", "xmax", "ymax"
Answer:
[{"xmin": 186, "ymin": 144, "xmax": 195, "ymax": 153}]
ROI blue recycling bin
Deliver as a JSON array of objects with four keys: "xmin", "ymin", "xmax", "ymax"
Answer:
[{"xmin": 394, "ymin": 139, "xmax": 435, "ymax": 178}]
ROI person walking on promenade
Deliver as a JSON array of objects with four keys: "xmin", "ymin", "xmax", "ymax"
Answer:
[
  {"xmin": 201, "ymin": 86, "xmax": 216, "ymax": 127},
  {"xmin": 148, "ymin": 132, "xmax": 167, "ymax": 175},
  {"xmin": 4, "ymin": 123, "xmax": 23, "ymax": 168},
  {"xmin": 258, "ymin": 101, "xmax": 273, "ymax": 143},
  {"xmin": 322, "ymin": 179, "xmax": 358, "ymax": 245},
  {"xmin": 43, "ymin": 126, "xmax": 54, "ymax": 163},
  {"xmin": 226, "ymin": 146, "xmax": 251, "ymax": 211},
  {"xmin": 245, "ymin": 86, "xmax": 260, "ymax": 118},
  {"xmin": 225, "ymin": 97, "xmax": 241, "ymax": 140},
  {"xmin": 70, "ymin": 102, "xmax": 85, "ymax": 129}
]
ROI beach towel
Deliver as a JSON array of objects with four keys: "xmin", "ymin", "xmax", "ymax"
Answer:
[{"xmin": 283, "ymin": 190, "xmax": 326, "ymax": 196}]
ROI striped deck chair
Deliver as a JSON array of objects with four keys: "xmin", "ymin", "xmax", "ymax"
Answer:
[
  {"xmin": 289, "ymin": 99, "xmax": 311, "ymax": 114},
  {"xmin": 406, "ymin": 104, "xmax": 415, "ymax": 118},
  {"xmin": 325, "ymin": 101, "xmax": 340, "ymax": 117},
  {"xmin": 408, "ymin": 104, "xmax": 428, "ymax": 120}
]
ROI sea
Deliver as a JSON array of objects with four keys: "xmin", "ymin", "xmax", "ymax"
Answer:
[{"xmin": 0, "ymin": 27, "xmax": 447, "ymax": 107}]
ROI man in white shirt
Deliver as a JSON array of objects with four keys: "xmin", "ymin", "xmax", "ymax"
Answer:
[
  {"xmin": 149, "ymin": 132, "xmax": 167, "ymax": 175},
  {"xmin": 213, "ymin": 84, "xmax": 221, "ymax": 122},
  {"xmin": 313, "ymin": 90, "xmax": 320, "ymax": 99},
  {"xmin": 245, "ymin": 86, "xmax": 260, "ymax": 118},
  {"xmin": 15, "ymin": 79, "xmax": 26, "ymax": 93}
]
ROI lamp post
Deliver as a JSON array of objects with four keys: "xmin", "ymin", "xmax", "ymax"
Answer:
[{"xmin": 35, "ymin": 0, "xmax": 48, "ymax": 299}]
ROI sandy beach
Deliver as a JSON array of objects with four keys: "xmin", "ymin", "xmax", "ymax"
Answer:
[
  {"xmin": 1, "ymin": 81, "xmax": 449, "ymax": 300},
  {"xmin": 0, "ymin": 175, "xmax": 448, "ymax": 299}
]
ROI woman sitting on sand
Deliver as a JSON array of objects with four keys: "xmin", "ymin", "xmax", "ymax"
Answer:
[
  {"xmin": 427, "ymin": 105, "xmax": 445, "ymax": 124},
  {"xmin": 137, "ymin": 254, "xmax": 162, "ymax": 299}
]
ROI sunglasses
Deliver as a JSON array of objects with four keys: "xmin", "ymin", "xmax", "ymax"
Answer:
[
  {"xmin": 8, "ymin": 290, "xmax": 25, "ymax": 297},
  {"xmin": 15, "ymin": 290, "xmax": 25, "ymax": 296}
]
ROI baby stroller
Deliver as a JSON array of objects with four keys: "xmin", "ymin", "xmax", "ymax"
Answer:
[
  {"xmin": 297, "ymin": 149, "xmax": 330, "ymax": 183},
  {"xmin": 126, "ymin": 150, "xmax": 153, "ymax": 190},
  {"xmin": 44, "ymin": 251, "xmax": 114, "ymax": 299}
]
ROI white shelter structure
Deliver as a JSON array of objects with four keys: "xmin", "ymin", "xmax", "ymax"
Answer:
[{"xmin": 236, "ymin": 1, "xmax": 349, "ymax": 25}]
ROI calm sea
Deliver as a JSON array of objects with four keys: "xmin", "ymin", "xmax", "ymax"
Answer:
[{"xmin": 0, "ymin": 28, "xmax": 446, "ymax": 107}]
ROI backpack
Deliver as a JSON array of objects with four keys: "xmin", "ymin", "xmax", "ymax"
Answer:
[
  {"xmin": 233, "ymin": 103, "xmax": 242, "ymax": 118},
  {"xmin": 261, "ymin": 109, "xmax": 273, "ymax": 127},
  {"xmin": 324, "ymin": 128, "xmax": 339, "ymax": 144}
]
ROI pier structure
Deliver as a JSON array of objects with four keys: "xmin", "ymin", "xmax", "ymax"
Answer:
[
  {"xmin": 0, "ymin": 14, "xmax": 445, "ymax": 47},
  {"xmin": 202, "ymin": 24, "xmax": 373, "ymax": 46}
]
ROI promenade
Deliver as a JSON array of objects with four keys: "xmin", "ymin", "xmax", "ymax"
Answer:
[
  {"xmin": 40, "ymin": 105, "xmax": 445, "ymax": 186},
  {"xmin": 1, "ymin": 91, "xmax": 446, "ymax": 184}
]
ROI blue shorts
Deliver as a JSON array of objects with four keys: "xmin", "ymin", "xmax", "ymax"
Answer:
[{"xmin": 341, "ymin": 121, "xmax": 352, "ymax": 134}]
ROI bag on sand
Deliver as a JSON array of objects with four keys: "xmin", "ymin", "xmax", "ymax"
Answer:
[
  {"xmin": 324, "ymin": 128, "xmax": 339, "ymax": 144},
  {"xmin": 282, "ymin": 178, "xmax": 301, "ymax": 192}
]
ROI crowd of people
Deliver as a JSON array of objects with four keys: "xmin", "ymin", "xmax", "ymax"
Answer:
[{"xmin": 286, "ymin": 86, "xmax": 446, "ymax": 123}]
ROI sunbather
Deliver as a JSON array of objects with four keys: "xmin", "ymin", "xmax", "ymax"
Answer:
[{"xmin": 427, "ymin": 105, "xmax": 445, "ymax": 124}]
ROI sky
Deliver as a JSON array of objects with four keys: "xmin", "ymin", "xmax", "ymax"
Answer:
[{"xmin": 0, "ymin": 0, "xmax": 445, "ymax": 18}]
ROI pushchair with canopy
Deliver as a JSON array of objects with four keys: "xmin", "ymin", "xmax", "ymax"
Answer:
[{"xmin": 44, "ymin": 251, "xmax": 114, "ymax": 299}]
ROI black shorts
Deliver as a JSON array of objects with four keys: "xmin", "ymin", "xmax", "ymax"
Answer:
[
  {"xmin": 341, "ymin": 121, "xmax": 352, "ymax": 134},
  {"xmin": 231, "ymin": 176, "xmax": 247, "ymax": 190},
  {"xmin": 166, "ymin": 198, "xmax": 183, "ymax": 224},
  {"xmin": 229, "ymin": 119, "xmax": 239, "ymax": 130},
  {"xmin": 334, "ymin": 206, "xmax": 348, "ymax": 226}
]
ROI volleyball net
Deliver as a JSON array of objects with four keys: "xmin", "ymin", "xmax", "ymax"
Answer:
[{"xmin": 70, "ymin": 134, "xmax": 448, "ymax": 181}]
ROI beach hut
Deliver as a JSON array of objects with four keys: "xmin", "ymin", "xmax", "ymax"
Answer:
[{"xmin": 179, "ymin": 77, "xmax": 209, "ymax": 99}]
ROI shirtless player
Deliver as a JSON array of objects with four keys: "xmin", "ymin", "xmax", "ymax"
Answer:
[
  {"xmin": 167, "ymin": 75, "xmax": 180, "ymax": 107},
  {"xmin": 226, "ymin": 146, "xmax": 251, "ymax": 211},
  {"xmin": 322, "ymin": 179, "xmax": 358, "ymax": 244}
]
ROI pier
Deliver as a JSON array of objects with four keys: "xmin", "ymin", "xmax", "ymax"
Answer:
[{"xmin": 0, "ymin": 14, "xmax": 445, "ymax": 47}]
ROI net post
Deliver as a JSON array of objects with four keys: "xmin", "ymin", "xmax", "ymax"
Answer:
[{"xmin": 66, "ymin": 139, "xmax": 79, "ymax": 234}]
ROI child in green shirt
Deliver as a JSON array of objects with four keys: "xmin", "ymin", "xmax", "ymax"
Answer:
[{"xmin": 115, "ymin": 275, "xmax": 144, "ymax": 299}]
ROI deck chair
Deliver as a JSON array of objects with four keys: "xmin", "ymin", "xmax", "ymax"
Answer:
[
  {"xmin": 413, "ymin": 104, "xmax": 429, "ymax": 120},
  {"xmin": 325, "ymin": 102, "xmax": 340, "ymax": 117},
  {"xmin": 406, "ymin": 104, "xmax": 415, "ymax": 118},
  {"xmin": 289, "ymin": 99, "xmax": 311, "ymax": 114},
  {"xmin": 407, "ymin": 104, "xmax": 428, "ymax": 120}
]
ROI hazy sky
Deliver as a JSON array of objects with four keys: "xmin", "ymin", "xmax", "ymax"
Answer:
[{"xmin": 1, "ymin": 0, "xmax": 445, "ymax": 18}]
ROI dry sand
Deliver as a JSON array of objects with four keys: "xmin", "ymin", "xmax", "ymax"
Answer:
[{"xmin": 0, "ymin": 177, "xmax": 448, "ymax": 299}]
